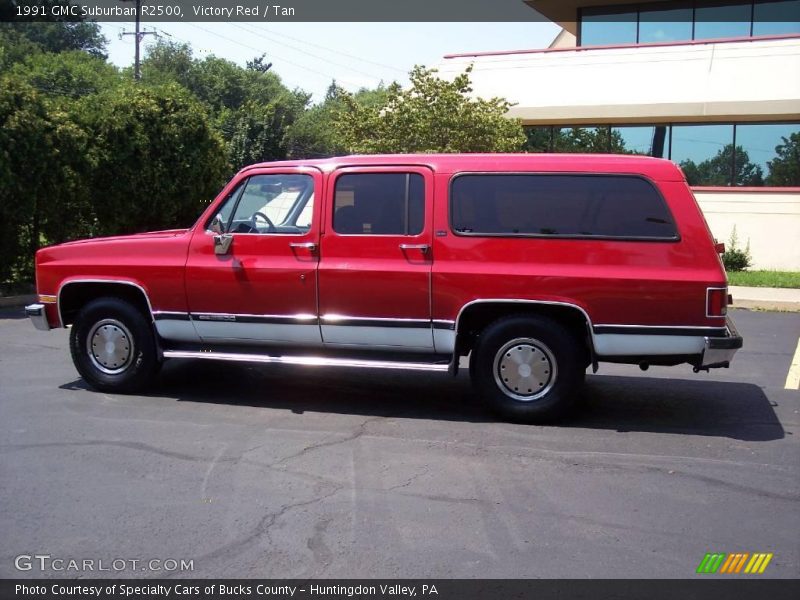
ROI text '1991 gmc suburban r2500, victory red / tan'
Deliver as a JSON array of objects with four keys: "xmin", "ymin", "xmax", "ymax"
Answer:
[{"xmin": 26, "ymin": 154, "xmax": 742, "ymax": 422}]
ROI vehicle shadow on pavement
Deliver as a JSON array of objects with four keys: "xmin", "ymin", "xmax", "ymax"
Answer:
[
  {"xmin": 64, "ymin": 358, "xmax": 784, "ymax": 442},
  {"xmin": 577, "ymin": 374, "xmax": 783, "ymax": 442},
  {"xmin": 0, "ymin": 308, "xmax": 31, "ymax": 321}
]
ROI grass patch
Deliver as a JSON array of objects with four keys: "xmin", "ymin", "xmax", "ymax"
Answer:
[{"xmin": 727, "ymin": 270, "xmax": 800, "ymax": 289}]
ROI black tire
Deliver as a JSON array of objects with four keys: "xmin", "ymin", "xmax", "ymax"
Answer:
[
  {"xmin": 471, "ymin": 315, "xmax": 586, "ymax": 423},
  {"xmin": 69, "ymin": 297, "xmax": 159, "ymax": 393}
]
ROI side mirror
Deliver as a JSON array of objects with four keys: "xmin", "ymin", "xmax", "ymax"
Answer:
[
  {"xmin": 214, "ymin": 233, "xmax": 233, "ymax": 255},
  {"xmin": 209, "ymin": 214, "xmax": 225, "ymax": 235}
]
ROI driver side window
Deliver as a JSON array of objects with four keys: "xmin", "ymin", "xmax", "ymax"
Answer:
[{"xmin": 207, "ymin": 173, "xmax": 315, "ymax": 235}]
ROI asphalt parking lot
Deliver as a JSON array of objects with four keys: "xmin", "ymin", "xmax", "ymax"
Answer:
[{"xmin": 1, "ymin": 308, "xmax": 798, "ymax": 579}]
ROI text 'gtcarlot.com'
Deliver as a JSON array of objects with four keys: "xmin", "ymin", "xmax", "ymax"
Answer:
[{"xmin": 14, "ymin": 554, "xmax": 194, "ymax": 572}]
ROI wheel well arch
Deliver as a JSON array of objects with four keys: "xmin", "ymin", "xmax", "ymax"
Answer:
[
  {"xmin": 58, "ymin": 281, "xmax": 153, "ymax": 327},
  {"xmin": 454, "ymin": 300, "xmax": 595, "ymax": 366}
]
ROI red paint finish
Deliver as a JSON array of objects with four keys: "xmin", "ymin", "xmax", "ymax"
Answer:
[
  {"xmin": 34, "ymin": 154, "xmax": 728, "ymax": 335},
  {"xmin": 317, "ymin": 166, "xmax": 435, "ymax": 321},
  {"xmin": 185, "ymin": 167, "xmax": 322, "ymax": 318},
  {"xmin": 692, "ymin": 186, "xmax": 800, "ymax": 193},
  {"xmin": 35, "ymin": 229, "xmax": 193, "ymax": 317}
]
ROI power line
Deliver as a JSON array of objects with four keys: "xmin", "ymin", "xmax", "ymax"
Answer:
[
  {"xmin": 230, "ymin": 22, "xmax": 391, "ymax": 82},
  {"xmin": 184, "ymin": 23, "xmax": 368, "ymax": 90},
  {"xmin": 255, "ymin": 25, "xmax": 408, "ymax": 74}
]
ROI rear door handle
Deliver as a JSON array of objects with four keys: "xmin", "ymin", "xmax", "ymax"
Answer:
[
  {"xmin": 399, "ymin": 244, "xmax": 430, "ymax": 252},
  {"xmin": 289, "ymin": 242, "xmax": 317, "ymax": 251}
]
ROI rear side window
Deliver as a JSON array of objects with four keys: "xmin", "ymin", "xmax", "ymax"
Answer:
[
  {"xmin": 450, "ymin": 174, "xmax": 678, "ymax": 240},
  {"xmin": 333, "ymin": 173, "xmax": 424, "ymax": 235}
]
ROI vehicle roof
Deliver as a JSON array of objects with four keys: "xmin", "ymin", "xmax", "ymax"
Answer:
[{"xmin": 241, "ymin": 153, "xmax": 686, "ymax": 181}]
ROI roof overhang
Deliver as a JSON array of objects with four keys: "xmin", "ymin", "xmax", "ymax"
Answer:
[{"xmin": 525, "ymin": 0, "xmax": 668, "ymax": 35}]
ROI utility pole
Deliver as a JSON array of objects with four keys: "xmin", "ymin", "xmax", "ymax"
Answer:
[{"xmin": 119, "ymin": 0, "xmax": 158, "ymax": 80}]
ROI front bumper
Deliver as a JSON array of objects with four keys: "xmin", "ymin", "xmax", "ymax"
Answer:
[
  {"xmin": 700, "ymin": 315, "xmax": 742, "ymax": 368},
  {"xmin": 25, "ymin": 303, "xmax": 51, "ymax": 331}
]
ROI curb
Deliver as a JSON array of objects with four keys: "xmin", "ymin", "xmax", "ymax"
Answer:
[
  {"xmin": 0, "ymin": 295, "xmax": 36, "ymax": 309},
  {"xmin": 732, "ymin": 300, "xmax": 800, "ymax": 313}
]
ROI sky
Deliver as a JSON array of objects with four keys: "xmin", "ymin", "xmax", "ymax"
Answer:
[{"xmin": 98, "ymin": 21, "xmax": 561, "ymax": 102}]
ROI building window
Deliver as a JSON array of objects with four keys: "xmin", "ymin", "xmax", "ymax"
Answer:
[
  {"xmin": 694, "ymin": 0, "xmax": 753, "ymax": 39},
  {"xmin": 753, "ymin": 0, "xmax": 800, "ymax": 36},
  {"xmin": 612, "ymin": 125, "xmax": 671, "ymax": 157},
  {"xmin": 671, "ymin": 124, "xmax": 737, "ymax": 186},
  {"xmin": 578, "ymin": 1, "xmax": 800, "ymax": 46},
  {"xmin": 580, "ymin": 7, "xmax": 638, "ymax": 45},
  {"xmin": 736, "ymin": 123, "xmax": 800, "ymax": 186},
  {"xmin": 554, "ymin": 127, "xmax": 612, "ymax": 153},
  {"xmin": 524, "ymin": 126, "xmax": 553, "ymax": 153},
  {"xmin": 523, "ymin": 122, "xmax": 800, "ymax": 187},
  {"xmin": 638, "ymin": 3, "xmax": 694, "ymax": 43}
]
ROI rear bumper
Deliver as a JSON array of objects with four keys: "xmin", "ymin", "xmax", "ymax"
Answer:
[
  {"xmin": 25, "ymin": 303, "xmax": 51, "ymax": 331},
  {"xmin": 700, "ymin": 315, "xmax": 742, "ymax": 368}
]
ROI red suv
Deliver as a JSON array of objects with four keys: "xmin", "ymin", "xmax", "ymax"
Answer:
[{"xmin": 26, "ymin": 154, "xmax": 742, "ymax": 422}]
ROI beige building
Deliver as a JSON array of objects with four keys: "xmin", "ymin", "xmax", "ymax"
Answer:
[{"xmin": 438, "ymin": 0, "xmax": 800, "ymax": 269}]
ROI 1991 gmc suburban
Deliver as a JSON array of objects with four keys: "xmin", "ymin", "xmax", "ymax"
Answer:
[{"xmin": 26, "ymin": 154, "xmax": 742, "ymax": 422}]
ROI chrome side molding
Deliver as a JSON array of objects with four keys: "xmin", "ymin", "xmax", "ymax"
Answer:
[{"xmin": 162, "ymin": 350, "xmax": 450, "ymax": 372}]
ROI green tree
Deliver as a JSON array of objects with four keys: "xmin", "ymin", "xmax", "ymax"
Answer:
[
  {"xmin": 78, "ymin": 83, "xmax": 229, "ymax": 235},
  {"xmin": 0, "ymin": 6, "xmax": 107, "ymax": 65},
  {"xmin": 0, "ymin": 74, "xmax": 92, "ymax": 281},
  {"xmin": 141, "ymin": 41, "xmax": 309, "ymax": 170},
  {"xmin": 332, "ymin": 65, "xmax": 526, "ymax": 153},
  {"xmin": 285, "ymin": 81, "xmax": 390, "ymax": 159},
  {"xmin": 680, "ymin": 144, "xmax": 764, "ymax": 186},
  {"xmin": 766, "ymin": 132, "xmax": 800, "ymax": 186},
  {"xmin": 11, "ymin": 50, "xmax": 119, "ymax": 98}
]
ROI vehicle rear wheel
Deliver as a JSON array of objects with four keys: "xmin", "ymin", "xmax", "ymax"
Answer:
[
  {"xmin": 471, "ymin": 315, "xmax": 585, "ymax": 423},
  {"xmin": 69, "ymin": 297, "xmax": 159, "ymax": 393}
]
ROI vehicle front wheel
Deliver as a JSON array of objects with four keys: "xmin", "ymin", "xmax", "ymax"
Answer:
[
  {"xmin": 69, "ymin": 297, "xmax": 160, "ymax": 393},
  {"xmin": 471, "ymin": 315, "xmax": 586, "ymax": 423}
]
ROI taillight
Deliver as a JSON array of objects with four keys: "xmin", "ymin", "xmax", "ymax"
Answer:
[{"xmin": 707, "ymin": 287, "xmax": 728, "ymax": 317}]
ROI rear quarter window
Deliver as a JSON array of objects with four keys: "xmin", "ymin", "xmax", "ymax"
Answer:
[{"xmin": 450, "ymin": 174, "xmax": 678, "ymax": 240}]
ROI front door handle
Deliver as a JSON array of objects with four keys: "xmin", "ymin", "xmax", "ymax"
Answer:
[
  {"xmin": 289, "ymin": 242, "xmax": 317, "ymax": 251},
  {"xmin": 399, "ymin": 244, "xmax": 430, "ymax": 253}
]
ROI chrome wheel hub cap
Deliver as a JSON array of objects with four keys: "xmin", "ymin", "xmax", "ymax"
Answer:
[
  {"xmin": 87, "ymin": 319, "xmax": 134, "ymax": 375},
  {"xmin": 493, "ymin": 338, "xmax": 557, "ymax": 402}
]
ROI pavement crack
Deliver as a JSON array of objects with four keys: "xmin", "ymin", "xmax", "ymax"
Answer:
[
  {"xmin": 386, "ymin": 466, "xmax": 430, "ymax": 491},
  {"xmin": 1, "ymin": 440, "xmax": 212, "ymax": 463},
  {"xmin": 269, "ymin": 416, "xmax": 383, "ymax": 468},
  {"xmin": 196, "ymin": 482, "xmax": 342, "ymax": 564}
]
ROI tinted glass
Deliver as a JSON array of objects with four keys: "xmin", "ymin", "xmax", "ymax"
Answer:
[
  {"xmin": 694, "ymin": 1, "xmax": 752, "ymax": 39},
  {"xmin": 554, "ymin": 127, "xmax": 611, "ymax": 153},
  {"xmin": 450, "ymin": 175, "xmax": 677, "ymax": 239},
  {"xmin": 736, "ymin": 123, "xmax": 800, "ymax": 186},
  {"xmin": 671, "ymin": 124, "xmax": 735, "ymax": 185},
  {"xmin": 612, "ymin": 125, "xmax": 671, "ymax": 157},
  {"xmin": 580, "ymin": 9, "xmax": 638, "ymax": 45},
  {"xmin": 524, "ymin": 126, "xmax": 553, "ymax": 152},
  {"xmin": 333, "ymin": 173, "xmax": 424, "ymax": 235},
  {"xmin": 753, "ymin": 0, "xmax": 800, "ymax": 35},
  {"xmin": 638, "ymin": 5, "xmax": 694, "ymax": 43}
]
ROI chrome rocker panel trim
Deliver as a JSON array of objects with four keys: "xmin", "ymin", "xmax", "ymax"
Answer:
[{"xmin": 162, "ymin": 350, "xmax": 450, "ymax": 372}]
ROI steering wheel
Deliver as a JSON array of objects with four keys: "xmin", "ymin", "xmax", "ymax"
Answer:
[{"xmin": 250, "ymin": 211, "xmax": 276, "ymax": 233}]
